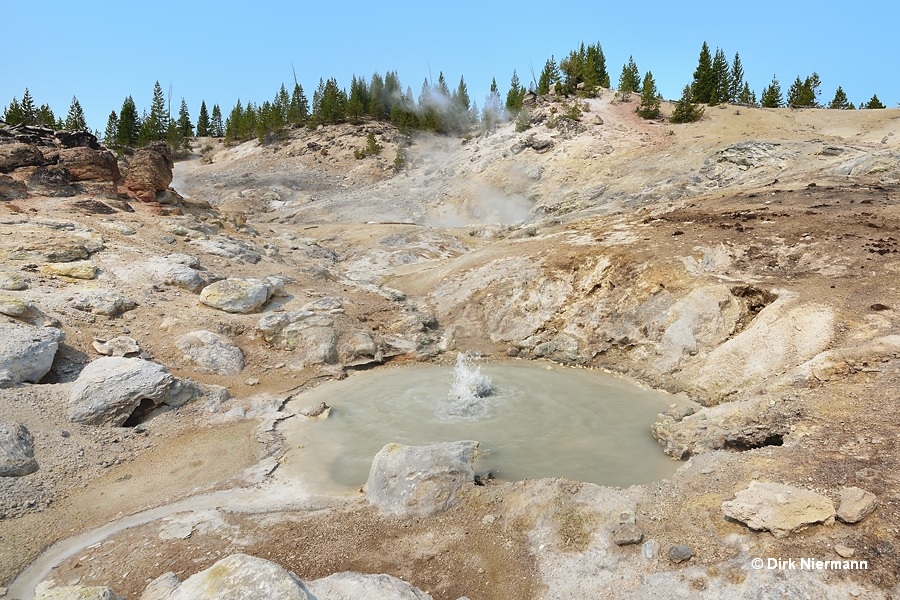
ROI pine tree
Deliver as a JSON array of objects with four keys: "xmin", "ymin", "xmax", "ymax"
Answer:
[
  {"xmin": 64, "ymin": 96, "xmax": 87, "ymax": 131},
  {"xmin": 176, "ymin": 97, "xmax": 193, "ymax": 145},
  {"xmin": 3, "ymin": 97, "xmax": 24, "ymax": 126},
  {"xmin": 383, "ymin": 71, "xmax": 402, "ymax": 116},
  {"xmin": 434, "ymin": 72, "xmax": 448, "ymax": 99},
  {"xmin": 828, "ymin": 86, "xmax": 853, "ymax": 110},
  {"xmin": 369, "ymin": 73, "xmax": 385, "ymax": 120},
  {"xmin": 864, "ymin": 94, "xmax": 885, "ymax": 109},
  {"xmin": 196, "ymin": 101, "xmax": 210, "ymax": 136},
  {"xmin": 482, "ymin": 82, "xmax": 502, "ymax": 132},
  {"xmin": 787, "ymin": 73, "xmax": 820, "ymax": 107},
  {"xmin": 455, "ymin": 76, "xmax": 471, "ymax": 112},
  {"xmin": 617, "ymin": 57, "xmax": 641, "ymax": 99},
  {"xmin": 313, "ymin": 78, "xmax": 347, "ymax": 125},
  {"xmin": 275, "ymin": 84, "xmax": 291, "ymax": 124},
  {"xmin": 210, "ymin": 104, "xmax": 224, "ymax": 137},
  {"xmin": 288, "ymin": 83, "xmax": 309, "ymax": 125},
  {"xmin": 117, "ymin": 96, "xmax": 140, "ymax": 147},
  {"xmin": 760, "ymin": 76, "xmax": 783, "ymax": 108},
  {"xmin": 36, "ymin": 104, "xmax": 56, "ymax": 128},
  {"xmin": 146, "ymin": 81, "xmax": 168, "ymax": 141},
  {"xmin": 692, "ymin": 42, "xmax": 714, "ymax": 104},
  {"xmin": 626, "ymin": 56, "xmax": 640, "ymax": 92},
  {"xmin": 737, "ymin": 82, "xmax": 756, "ymax": 106},
  {"xmin": 636, "ymin": 71, "xmax": 661, "ymax": 119},
  {"xmin": 103, "ymin": 111, "xmax": 119, "ymax": 148},
  {"xmin": 224, "ymin": 99, "xmax": 243, "ymax": 143},
  {"xmin": 670, "ymin": 85, "xmax": 705, "ymax": 123},
  {"xmin": 586, "ymin": 42, "xmax": 610, "ymax": 89},
  {"xmin": 537, "ymin": 56, "xmax": 560, "ymax": 95},
  {"xmin": 347, "ymin": 75, "xmax": 370, "ymax": 124},
  {"xmin": 506, "ymin": 70, "xmax": 525, "ymax": 113},
  {"xmin": 20, "ymin": 88, "xmax": 36, "ymax": 125},
  {"xmin": 728, "ymin": 53, "xmax": 744, "ymax": 103},
  {"xmin": 711, "ymin": 48, "xmax": 730, "ymax": 105}
]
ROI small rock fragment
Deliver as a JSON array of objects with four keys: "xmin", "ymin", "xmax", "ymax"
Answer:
[
  {"xmin": 668, "ymin": 544, "xmax": 694, "ymax": 564},
  {"xmin": 642, "ymin": 540, "xmax": 660, "ymax": 560},
  {"xmin": 613, "ymin": 524, "xmax": 644, "ymax": 546},
  {"xmin": 834, "ymin": 544, "xmax": 855, "ymax": 558},
  {"xmin": 837, "ymin": 486, "xmax": 877, "ymax": 524}
]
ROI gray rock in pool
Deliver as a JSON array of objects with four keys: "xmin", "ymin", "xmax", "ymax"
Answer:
[{"xmin": 365, "ymin": 440, "xmax": 479, "ymax": 517}]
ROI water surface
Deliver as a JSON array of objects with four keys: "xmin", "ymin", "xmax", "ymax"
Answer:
[{"xmin": 280, "ymin": 360, "xmax": 680, "ymax": 494}]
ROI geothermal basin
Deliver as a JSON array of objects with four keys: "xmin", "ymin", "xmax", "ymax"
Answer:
[{"xmin": 279, "ymin": 357, "xmax": 682, "ymax": 493}]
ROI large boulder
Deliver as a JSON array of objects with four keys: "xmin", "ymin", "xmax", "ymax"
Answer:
[
  {"xmin": 199, "ymin": 277, "xmax": 281, "ymax": 314},
  {"xmin": 176, "ymin": 330, "xmax": 245, "ymax": 375},
  {"xmin": 366, "ymin": 441, "xmax": 479, "ymax": 517},
  {"xmin": 167, "ymin": 554, "xmax": 309, "ymax": 600},
  {"xmin": 69, "ymin": 357, "xmax": 201, "ymax": 426},
  {"xmin": 722, "ymin": 481, "xmax": 835, "ymax": 538},
  {"xmin": 0, "ymin": 322, "xmax": 64, "ymax": 387},
  {"xmin": 306, "ymin": 572, "xmax": 433, "ymax": 600},
  {"xmin": 121, "ymin": 141, "xmax": 173, "ymax": 202},
  {"xmin": 0, "ymin": 421, "xmax": 38, "ymax": 477}
]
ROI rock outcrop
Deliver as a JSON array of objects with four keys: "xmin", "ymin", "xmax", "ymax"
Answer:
[
  {"xmin": 0, "ymin": 421, "xmax": 39, "ymax": 476},
  {"xmin": 0, "ymin": 126, "xmax": 120, "ymax": 198},
  {"xmin": 0, "ymin": 322, "xmax": 64, "ymax": 387},
  {"xmin": 68, "ymin": 357, "xmax": 201, "ymax": 426},
  {"xmin": 121, "ymin": 141, "xmax": 173, "ymax": 203},
  {"xmin": 366, "ymin": 441, "xmax": 479, "ymax": 517},
  {"xmin": 176, "ymin": 330, "xmax": 245, "ymax": 375},
  {"xmin": 257, "ymin": 311, "xmax": 339, "ymax": 365},
  {"xmin": 722, "ymin": 481, "xmax": 835, "ymax": 538}
]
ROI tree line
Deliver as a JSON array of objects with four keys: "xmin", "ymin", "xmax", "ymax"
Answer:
[{"xmin": 3, "ymin": 40, "xmax": 893, "ymax": 151}]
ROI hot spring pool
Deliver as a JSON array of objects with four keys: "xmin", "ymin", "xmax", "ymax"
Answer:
[{"xmin": 279, "ymin": 358, "xmax": 682, "ymax": 494}]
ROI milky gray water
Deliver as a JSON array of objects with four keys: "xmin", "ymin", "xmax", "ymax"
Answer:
[{"xmin": 280, "ymin": 360, "xmax": 681, "ymax": 493}]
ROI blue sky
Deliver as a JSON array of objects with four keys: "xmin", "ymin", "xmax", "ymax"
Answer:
[{"xmin": 3, "ymin": 1, "xmax": 898, "ymax": 132}]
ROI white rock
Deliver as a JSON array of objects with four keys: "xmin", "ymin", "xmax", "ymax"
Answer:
[
  {"xmin": 306, "ymin": 572, "xmax": 433, "ymax": 600},
  {"xmin": 176, "ymin": 330, "xmax": 245, "ymax": 375},
  {"xmin": 0, "ymin": 322, "xmax": 64, "ymax": 388},
  {"xmin": 166, "ymin": 554, "xmax": 308, "ymax": 600},
  {"xmin": 721, "ymin": 481, "xmax": 835, "ymax": 538},
  {"xmin": 199, "ymin": 278, "xmax": 274, "ymax": 314},
  {"xmin": 69, "ymin": 357, "xmax": 201, "ymax": 426},
  {"xmin": 366, "ymin": 441, "xmax": 479, "ymax": 517},
  {"xmin": 70, "ymin": 289, "xmax": 137, "ymax": 316}
]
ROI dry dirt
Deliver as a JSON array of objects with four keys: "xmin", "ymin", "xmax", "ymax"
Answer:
[{"xmin": 2, "ymin": 95, "xmax": 900, "ymax": 598}]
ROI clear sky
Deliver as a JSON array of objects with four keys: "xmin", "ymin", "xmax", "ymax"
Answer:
[{"xmin": 3, "ymin": 1, "xmax": 898, "ymax": 132}]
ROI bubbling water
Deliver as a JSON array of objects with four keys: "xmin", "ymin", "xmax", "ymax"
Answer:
[
  {"xmin": 442, "ymin": 353, "xmax": 494, "ymax": 419},
  {"xmin": 279, "ymin": 360, "xmax": 685, "ymax": 494}
]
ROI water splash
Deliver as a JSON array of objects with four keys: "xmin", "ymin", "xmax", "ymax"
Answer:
[{"xmin": 442, "ymin": 353, "xmax": 493, "ymax": 419}]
